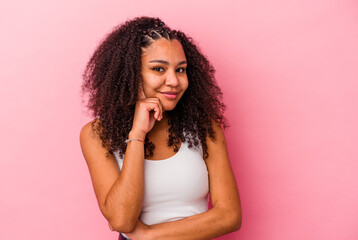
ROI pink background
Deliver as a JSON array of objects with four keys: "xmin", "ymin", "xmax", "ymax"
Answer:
[{"xmin": 1, "ymin": 0, "xmax": 357, "ymax": 239}]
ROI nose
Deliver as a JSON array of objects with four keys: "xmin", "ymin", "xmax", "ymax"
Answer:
[{"xmin": 165, "ymin": 69, "xmax": 179, "ymax": 87}]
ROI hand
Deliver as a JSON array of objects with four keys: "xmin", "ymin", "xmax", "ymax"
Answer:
[
  {"xmin": 130, "ymin": 89, "xmax": 164, "ymax": 137},
  {"xmin": 122, "ymin": 219, "xmax": 153, "ymax": 240}
]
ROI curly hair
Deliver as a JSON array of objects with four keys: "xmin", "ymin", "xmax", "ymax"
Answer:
[{"xmin": 81, "ymin": 16, "xmax": 228, "ymax": 160}]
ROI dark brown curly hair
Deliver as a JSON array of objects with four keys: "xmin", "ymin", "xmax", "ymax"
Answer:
[{"xmin": 81, "ymin": 16, "xmax": 228, "ymax": 160}]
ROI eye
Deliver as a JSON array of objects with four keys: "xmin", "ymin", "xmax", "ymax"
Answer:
[
  {"xmin": 176, "ymin": 67, "xmax": 186, "ymax": 73},
  {"xmin": 152, "ymin": 67, "xmax": 164, "ymax": 72}
]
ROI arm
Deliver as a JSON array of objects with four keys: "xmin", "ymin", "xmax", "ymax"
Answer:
[
  {"xmin": 105, "ymin": 129, "xmax": 147, "ymax": 231},
  {"xmin": 123, "ymin": 121, "xmax": 242, "ymax": 240},
  {"xmin": 80, "ymin": 97, "xmax": 163, "ymax": 233},
  {"xmin": 129, "ymin": 206, "xmax": 240, "ymax": 240},
  {"xmin": 79, "ymin": 120, "xmax": 146, "ymax": 233}
]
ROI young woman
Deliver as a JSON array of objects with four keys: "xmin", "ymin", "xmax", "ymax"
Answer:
[{"xmin": 80, "ymin": 16, "xmax": 241, "ymax": 240}]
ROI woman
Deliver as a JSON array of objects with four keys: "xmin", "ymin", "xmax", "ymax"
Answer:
[{"xmin": 80, "ymin": 16, "xmax": 241, "ymax": 240}]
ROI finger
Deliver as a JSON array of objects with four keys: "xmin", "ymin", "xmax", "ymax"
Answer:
[
  {"xmin": 145, "ymin": 102, "xmax": 162, "ymax": 120},
  {"xmin": 144, "ymin": 98, "xmax": 163, "ymax": 120},
  {"xmin": 153, "ymin": 103, "xmax": 161, "ymax": 120},
  {"xmin": 145, "ymin": 99, "xmax": 163, "ymax": 120},
  {"xmin": 154, "ymin": 101, "xmax": 163, "ymax": 120},
  {"xmin": 156, "ymin": 98, "xmax": 164, "ymax": 120},
  {"xmin": 143, "ymin": 98, "xmax": 160, "ymax": 103}
]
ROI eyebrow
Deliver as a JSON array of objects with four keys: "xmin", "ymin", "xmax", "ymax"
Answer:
[{"xmin": 149, "ymin": 60, "xmax": 187, "ymax": 67}]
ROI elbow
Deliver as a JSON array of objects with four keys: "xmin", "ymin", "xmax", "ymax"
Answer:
[
  {"xmin": 102, "ymin": 209, "xmax": 137, "ymax": 233},
  {"xmin": 108, "ymin": 218, "xmax": 137, "ymax": 233},
  {"xmin": 226, "ymin": 209, "xmax": 242, "ymax": 232},
  {"xmin": 233, "ymin": 214, "xmax": 242, "ymax": 231},
  {"xmin": 101, "ymin": 202, "xmax": 139, "ymax": 233}
]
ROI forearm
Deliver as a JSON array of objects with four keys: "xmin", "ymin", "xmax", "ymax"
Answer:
[
  {"xmin": 104, "ymin": 131, "xmax": 146, "ymax": 230},
  {"xmin": 147, "ymin": 206, "xmax": 241, "ymax": 240}
]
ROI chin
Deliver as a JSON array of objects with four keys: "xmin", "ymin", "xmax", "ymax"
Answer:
[
  {"xmin": 162, "ymin": 99, "xmax": 182, "ymax": 111},
  {"xmin": 163, "ymin": 104, "xmax": 176, "ymax": 111},
  {"xmin": 158, "ymin": 97, "xmax": 179, "ymax": 111}
]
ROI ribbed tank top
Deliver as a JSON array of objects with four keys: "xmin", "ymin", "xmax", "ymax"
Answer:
[{"xmin": 113, "ymin": 140, "xmax": 209, "ymax": 225}]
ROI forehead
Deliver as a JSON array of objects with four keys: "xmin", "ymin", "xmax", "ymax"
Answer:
[{"xmin": 141, "ymin": 38, "xmax": 186, "ymax": 62}]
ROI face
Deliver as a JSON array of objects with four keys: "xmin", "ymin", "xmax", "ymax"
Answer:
[{"xmin": 140, "ymin": 38, "xmax": 188, "ymax": 111}]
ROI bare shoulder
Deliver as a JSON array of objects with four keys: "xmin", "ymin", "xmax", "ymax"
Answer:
[
  {"xmin": 210, "ymin": 120, "xmax": 226, "ymax": 143},
  {"xmin": 204, "ymin": 119, "xmax": 231, "ymax": 178},
  {"xmin": 80, "ymin": 119, "xmax": 101, "ymax": 145},
  {"xmin": 205, "ymin": 120, "xmax": 227, "ymax": 160},
  {"xmin": 79, "ymin": 118, "xmax": 110, "ymax": 158}
]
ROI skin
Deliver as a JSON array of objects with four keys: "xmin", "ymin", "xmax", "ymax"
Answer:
[
  {"xmin": 130, "ymin": 38, "xmax": 189, "ymax": 146},
  {"xmin": 140, "ymin": 38, "xmax": 188, "ymax": 112},
  {"xmin": 80, "ymin": 38, "xmax": 242, "ymax": 240}
]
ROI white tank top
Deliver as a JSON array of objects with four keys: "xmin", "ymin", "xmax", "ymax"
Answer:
[{"xmin": 113, "ymin": 140, "xmax": 209, "ymax": 225}]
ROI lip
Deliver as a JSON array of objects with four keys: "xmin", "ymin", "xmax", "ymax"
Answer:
[{"xmin": 161, "ymin": 92, "xmax": 178, "ymax": 99}]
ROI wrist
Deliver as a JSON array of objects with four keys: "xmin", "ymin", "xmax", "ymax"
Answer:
[{"xmin": 128, "ymin": 130, "xmax": 146, "ymax": 140}]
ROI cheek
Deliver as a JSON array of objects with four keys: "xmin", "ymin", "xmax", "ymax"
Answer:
[
  {"xmin": 143, "ymin": 77, "xmax": 162, "ymax": 91},
  {"xmin": 182, "ymin": 77, "xmax": 189, "ymax": 91}
]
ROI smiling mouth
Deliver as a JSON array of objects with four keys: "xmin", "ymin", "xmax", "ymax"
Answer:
[{"xmin": 161, "ymin": 92, "xmax": 178, "ymax": 99}]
